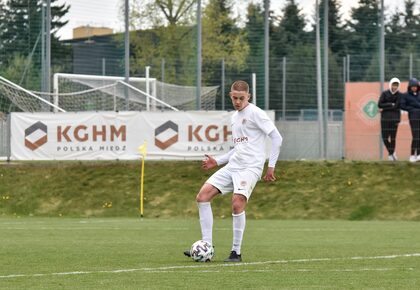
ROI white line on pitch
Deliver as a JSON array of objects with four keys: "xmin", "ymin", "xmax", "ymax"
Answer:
[
  {"xmin": 115, "ymin": 267, "xmax": 414, "ymax": 274},
  {"xmin": 0, "ymin": 253, "xmax": 419, "ymax": 279}
]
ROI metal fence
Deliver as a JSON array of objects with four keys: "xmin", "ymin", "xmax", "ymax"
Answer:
[
  {"xmin": 1, "ymin": 0, "xmax": 419, "ymax": 161},
  {"xmin": 0, "ymin": 116, "xmax": 10, "ymax": 160}
]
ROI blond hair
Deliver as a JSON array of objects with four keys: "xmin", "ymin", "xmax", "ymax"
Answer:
[{"xmin": 231, "ymin": 80, "xmax": 249, "ymax": 93}]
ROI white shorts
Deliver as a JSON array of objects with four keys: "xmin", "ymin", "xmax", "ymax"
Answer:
[{"xmin": 205, "ymin": 166, "xmax": 259, "ymax": 200}]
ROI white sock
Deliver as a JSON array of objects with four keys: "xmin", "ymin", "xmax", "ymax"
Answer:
[
  {"xmin": 232, "ymin": 211, "xmax": 246, "ymax": 255},
  {"xmin": 198, "ymin": 202, "xmax": 213, "ymax": 244}
]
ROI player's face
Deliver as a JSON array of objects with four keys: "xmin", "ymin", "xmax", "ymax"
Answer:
[
  {"xmin": 230, "ymin": 90, "xmax": 250, "ymax": 111},
  {"xmin": 391, "ymin": 83, "xmax": 398, "ymax": 93},
  {"xmin": 411, "ymin": 86, "xmax": 418, "ymax": 92}
]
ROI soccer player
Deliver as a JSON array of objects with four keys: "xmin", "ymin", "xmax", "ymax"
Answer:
[{"xmin": 184, "ymin": 80, "xmax": 283, "ymax": 262}]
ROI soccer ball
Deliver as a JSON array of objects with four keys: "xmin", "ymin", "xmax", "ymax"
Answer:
[{"xmin": 190, "ymin": 240, "xmax": 214, "ymax": 262}]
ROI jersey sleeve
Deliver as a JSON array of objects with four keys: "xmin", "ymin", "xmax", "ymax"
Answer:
[
  {"xmin": 268, "ymin": 128, "xmax": 282, "ymax": 168},
  {"xmin": 214, "ymin": 148, "xmax": 234, "ymax": 166},
  {"xmin": 253, "ymin": 108, "xmax": 277, "ymax": 135}
]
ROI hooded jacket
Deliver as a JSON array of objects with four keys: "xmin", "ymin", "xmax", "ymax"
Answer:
[
  {"xmin": 401, "ymin": 78, "xmax": 420, "ymax": 119},
  {"xmin": 378, "ymin": 77, "xmax": 402, "ymax": 121}
]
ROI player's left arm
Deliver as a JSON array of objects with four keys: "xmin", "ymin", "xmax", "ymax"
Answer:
[
  {"xmin": 263, "ymin": 128, "xmax": 283, "ymax": 182},
  {"xmin": 253, "ymin": 109, "xmax": 283, "ymax": 181}
]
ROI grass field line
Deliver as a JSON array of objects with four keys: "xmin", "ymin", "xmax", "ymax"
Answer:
[
  {"xmin": 1, "ymin": 253, "xmax": 419, "ymax": 279},
  {"xmin": 121, "ymin": 267, "xmax": 415, "ymax": 274},
  {"xmin": 0, "ymin": 227, "xmax": 186, "ymax": 231}
]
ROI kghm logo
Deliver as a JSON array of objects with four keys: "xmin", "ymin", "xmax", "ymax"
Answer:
[
  {"xmin": 155, "ymin": 121, "xmax": 178, "ymax": 150},
  {"xmin": 25, "ymin": 121, "xmax": 48, "ymax": 151}
]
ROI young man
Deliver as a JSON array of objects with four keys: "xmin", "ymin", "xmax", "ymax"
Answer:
[
  {"xmin": 184, "ymin": 80, "xmax": 283, "ymax": 262},
  {"xmin": 401, "ymin": 78, "xmax": 420, "ymax": 162},
  {"xmin": 377, "ymin": 77, "xmax": 402, "ymax": 161}
]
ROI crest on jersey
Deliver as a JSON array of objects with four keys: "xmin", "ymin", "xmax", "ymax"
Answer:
[{"xmin": 242, "ymin": 118, "xmax": 247, "ymax": 124}]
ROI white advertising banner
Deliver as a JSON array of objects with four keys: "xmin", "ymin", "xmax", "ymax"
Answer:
[{"xmin": 11, "ymin": 111, "xmax": 274, "ymax": 160}]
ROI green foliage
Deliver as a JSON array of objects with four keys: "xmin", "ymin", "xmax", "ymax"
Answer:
[
  {"xmin": 269, "ymin": 0, "xmax": 315, "ymax": 111},
  {"xmin": 129, "ymin": 0, "xmax": 197, "ymax": 85},
  {"xmin": 2, "ymin": 0, "xmax": 420, "ymax": 112},
  {"xmin": 313, "ymin": 0, "xmax": 346, "ymax": 55},
  {"xmin": 0, "ymin": 54, "xmax": 40, "ymax": 88},
  {"xmin": 0, "ymin": 54, "xmax": 40, "ymax": 112},
  {"xmin": 344, "ymin": 0, "xmax": 381, "ymax": 81},
  {"xmin": 123, "ymin": 0, "xmax": 420, "ymax": 110},
  {"xmin": 202, "ymin": 0, "xmax": 249, "ymax": 83},
  {"xmin": 1, "ymin": 161, "xmax": 420, "ymax": 220},
  {"xmin": 0, "ymin": 2, "xmax": 4, "ymax": 45},
  {"xmin": 400, "ymin": 0, "xmax": 420, "ymax": 46},
  {"xmin": 243, "ymin": 2, "xmax": 266, "ymax": 106},
  {"xmin": 271, "ymin": 0, "xmax": 308, "ymax": 57},
  {"xmin": 0, "ymin": 0, "xmax": 69, "ymax": 90}
]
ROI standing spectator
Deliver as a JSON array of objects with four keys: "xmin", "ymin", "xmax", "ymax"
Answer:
[
  {"xmin": 378, "ymin": 77, "xmax": 402, "ymax": 161},
  {"xmin": 400, "ymin": 78, "xmax": 420, "ymax": 162}
]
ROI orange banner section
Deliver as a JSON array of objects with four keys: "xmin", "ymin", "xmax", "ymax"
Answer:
[{"xmin": 345, "ymin": 82, "xmax": 411, "ymax": 160}]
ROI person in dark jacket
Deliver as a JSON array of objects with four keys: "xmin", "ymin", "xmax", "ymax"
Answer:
[
  {"xmin": 378, "ymin": 77, "xmax": 402, "ymax": 161},
  {"xmin": 400, "ymin": 78, "xmax": 420, "ymax": 162}
]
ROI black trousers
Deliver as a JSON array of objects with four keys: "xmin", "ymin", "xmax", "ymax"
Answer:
[
  {"xmin": 409, "ymin": 118, "xmax": 420, "ymax": 155},
  {"xmin": 381, "ymin": 119, "xmax": 399, "ymax": 155}
]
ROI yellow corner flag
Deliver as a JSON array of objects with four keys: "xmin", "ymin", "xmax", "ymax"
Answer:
[
  {"xmin": 138, "ymin": 141, "xmax": 147, "ymax": 217},
  {"xmin": 138, "ymin": 142, "xmax": 147, "ymax": 159}
]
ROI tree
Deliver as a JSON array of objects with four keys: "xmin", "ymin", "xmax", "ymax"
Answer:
[
  {"xmin": 245, "ymin": 2, "xmax": 264, "ymax": 68},
  {"xmin": 344, "ymin": 0, "xmax": 380, "ymax": 81},
  {"xmin": 384, "ymin": 0, "xmax": 420, "ymax": 80},
  {"xmin": 201, "ymin": 0, "xmax": 248, "ymax": 85},
  {"xmin": 269, "ymin": 0, "xmax": 310, "ymax": 111},
  {"xmin": 385, "ymin": 8, "xmax": 404, "ymax": 56},
  {"xmin": 0, "ymin": 0, "xmax": 69, "ymax": 88},
  {"xmin": 0, "ymin": 1, "xmax": 5, "ymax": 53},
  {"xmin": 244, "ymin": 2, "xmax": 265, "ymax": 106},
  {"xmin": 400, "ymin": 0, "xmax": 420, "ymax": 49},
  {"xmin": 128, "ymin": 0, "xmax": 197, "ymax": 84},
  {"xmin": 317, "ymin": 0, "xmax": 345, "ymax": 55},
  {"xmin": 50, "ymin": 1, "xmax": 71, "ymax": 70},
  {"xmin": 314, "ymin": 0, "xmax": 346, "ymax": 109},
  {"xmin": 271, "ymin": 0, "xmax": 307, "ymax": 57},
  {"xmin": 129, "ymin": 0, "xmax": 196, "ymax": 29}
]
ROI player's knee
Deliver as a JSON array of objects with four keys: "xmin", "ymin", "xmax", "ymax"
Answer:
[
  {"xmin": 196, "ymin": 190, "xmax": 212, "ymax": 203},
  {"xmin": 196, "ymin": 184, "xmax": 218, "ymax": 203},
  {"xmin": 196, "ymin": 192, "xmax": 206, "ymax": 203},
  {"xmin": 231, "ymin": 195, "xmax": 246, "ymax": 214}
]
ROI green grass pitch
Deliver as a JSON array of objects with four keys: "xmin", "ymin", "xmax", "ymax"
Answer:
[{"xmin": 1, "ymin": 218, "xmax": 419, "ymax": 289}]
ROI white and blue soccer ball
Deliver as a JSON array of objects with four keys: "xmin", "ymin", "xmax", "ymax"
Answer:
[{"xmin": 190, "ymin": 240, "xmax": 214, "ymax": 262}]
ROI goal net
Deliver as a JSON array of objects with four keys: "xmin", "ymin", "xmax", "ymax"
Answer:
[
  {"xmin": 0, "ymin": 74, "xmax": 219, "ymax": 113},
  {"xmin": 54, "ymin": 73, "xmax": 219, "ymax": 111},
  {"xmin": 0, "ymin": 76, "xmax": 65, "ymax": 113}
]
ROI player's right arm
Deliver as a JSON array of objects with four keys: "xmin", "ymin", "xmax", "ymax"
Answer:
[
  {"xmin": 202, "ymin": 154, "xmax": 218, "ymax": 170},
  {"xmin": 201, "ymin": 149, "xmax": 234, "ymax": 170},
  {"xmin": 214, "ymin": 149, "xmax": 234, "ymax": 166}
]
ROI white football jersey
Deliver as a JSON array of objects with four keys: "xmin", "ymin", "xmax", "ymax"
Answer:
[{"xmin": 225, "ymin": 103, "xmax": 276, "ymax": 177}]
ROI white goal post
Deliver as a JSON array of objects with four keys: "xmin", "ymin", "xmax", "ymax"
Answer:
[
  {"xmin": 53, "ymin": 73, "xmax": 219, "ymax": 112},
  {"xmin": 53, "ymin": 73, "xmax": 171, "ymax": 112}
]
